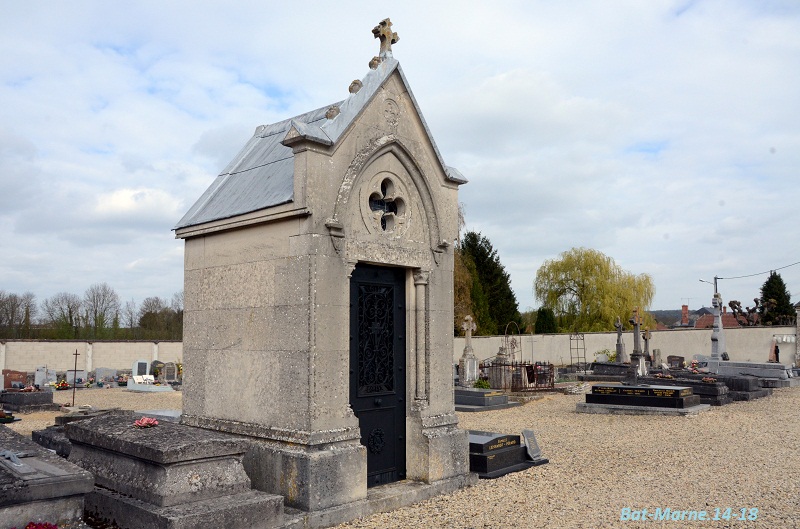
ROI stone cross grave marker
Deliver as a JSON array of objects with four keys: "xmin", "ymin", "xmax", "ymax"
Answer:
[
  {"xmin": 459, "ymin": 315, "xmax": 479, "ymax": 387},
  {"xmin": 614, "ymin": 316, "xmax": 628, "ymax": 363}
]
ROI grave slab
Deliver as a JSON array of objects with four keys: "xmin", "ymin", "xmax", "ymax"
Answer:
[
  {"xmin": 66, "ymin": 412, "xmax": 284, "ymax": 528},
  {"xmin": 467, "ymin": 430, "xmax": 537, "ymax": 479},
  {"xmin": 0, "ymin": 424, "xmax": 94, "ymax": 528},
  {"xmin": 454, "ymin": 388, "xmax": 522, "ymax": 412},
  {"xmin": 575, "ymin": 402, "xmax": 711, "ymax": 416},
  {"xmin": 586, "ymin": 383, "xmax": 702, "ymax": 409},
  {"xmin": 1, "ymin": 390, "xmax": 61, "ymax": 412}
]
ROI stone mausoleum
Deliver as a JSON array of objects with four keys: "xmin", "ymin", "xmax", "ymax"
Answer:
[{"xmin": 175, "ymin": 19, "xmax": 472, "ymax": 516}]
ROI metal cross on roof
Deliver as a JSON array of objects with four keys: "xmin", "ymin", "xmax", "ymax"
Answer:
[{"xmin": 373, "ymin": 18, "xmax": 399, "ymax": 56}]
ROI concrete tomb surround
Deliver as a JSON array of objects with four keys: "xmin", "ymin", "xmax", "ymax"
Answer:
[
  {"xmin": 1, "ymin": 425, "xmax": 94, "ymax": 528},
  {"xmin": 174, "ymin": 30, "xmax": 472, "ymax": 516}
]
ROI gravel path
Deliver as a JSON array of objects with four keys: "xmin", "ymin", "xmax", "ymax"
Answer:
[
  {"xmin": 5, "ymin": 387, "xmax": 182, "ymax": 438},
  {"xmin": 5, "ymin": 387, "xmax": 798, "ymax": 528}
]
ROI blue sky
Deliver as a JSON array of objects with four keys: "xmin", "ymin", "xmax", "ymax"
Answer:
[{"xmin": 2, "ymin": 1, "xmax": 799, "ymax": 315}]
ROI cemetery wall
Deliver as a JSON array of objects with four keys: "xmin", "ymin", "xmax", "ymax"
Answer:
[
  {"xmin": 0, "ymin": 341, "xmax": 182, "ymax": 373},
  {"xmin": 454, "ymin": 326, "xmax": 798, "ymax": 367}
]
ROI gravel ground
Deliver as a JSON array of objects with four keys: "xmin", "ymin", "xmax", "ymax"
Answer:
[
  {"xmin": 5, "ymin": 387, "xmax": 799, "ymax": 529},
  {"xmin": 5, "ymin": 387, "xmax": 182, "ymax": 438}
]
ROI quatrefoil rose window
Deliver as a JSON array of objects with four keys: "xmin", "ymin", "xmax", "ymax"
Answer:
[{"xmin": 368, "ymin": 178, "xmax": 406, "ymax": 232}]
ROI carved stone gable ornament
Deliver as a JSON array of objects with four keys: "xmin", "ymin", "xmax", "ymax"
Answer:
[
  {"xmin": 369, "ymin": 18, "xmax": 399, "ymax": 69},
  {"xmin": 383, "ymin": 99, "xmax": 399, "ymax": 128},
  {"xmin": 373, "ymin": 18, "xmax": 399, "ymax": 55},
  {"xmin": 361, "ymin": 173, "xmax": 409, "ymax": 235}
]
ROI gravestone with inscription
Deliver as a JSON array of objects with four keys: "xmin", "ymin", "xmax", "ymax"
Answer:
[
  {"xmin": 587, "ymin": 384, "xmax": 701, "ymax": 408},
  {"xmin": 3, "ymin": 369, "xmax": 27, "ymax": 389},
  {"xmin": 163, "ymin": 362, "xmax": 178, "ymax": 384},
  {"xmin": 134, "ymin": 360, "xmax": 149, "ymax": 376},
  {"xmin": 521, "ymin": 429, "xmax": 549, "ymax": 466},
  {"xmin": 467, "ymin": 430, "xmax": 538, "ymax": 478}
]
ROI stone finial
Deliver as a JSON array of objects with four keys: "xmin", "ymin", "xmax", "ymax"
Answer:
[
  {"xmin": 372, "ymin": 18, "xmax": 399, "ymax": 56},
  {"xmin": 369, "ymin": 56, "xmax": 381, "ymax": 70},
  {"xmin": 349, "ymin": 80, "xmax": 363, "ymax": 94},
  {"xmin": 325, "ymin": 105, "xmax": 340, "ymax": 120},
  {"xmin": 461, "ymin": 315, "xmax": 477, "ymax": 341}
]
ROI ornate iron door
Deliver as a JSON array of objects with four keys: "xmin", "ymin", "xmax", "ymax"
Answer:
[{"xmin": 349, "ymin": 264, "xmax": 406, "ymax": 487}]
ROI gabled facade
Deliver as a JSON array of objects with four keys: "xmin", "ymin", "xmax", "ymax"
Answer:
[{"xmin": 175, "ymin": 44, "xmax": 471, "ymax": 514}]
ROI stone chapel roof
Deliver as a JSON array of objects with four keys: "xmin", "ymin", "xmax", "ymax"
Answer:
[{"xmin": 175, "ymin": 57, "xmax": 466, "ymax": 230}]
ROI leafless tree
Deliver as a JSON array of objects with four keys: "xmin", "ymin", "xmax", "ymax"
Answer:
[
  {"xmin": 42, "ymin": 292, "xmax": 82, "ymax": 329},
  {"xmin": 83, "ymin": 283, "xmax": 120, "ymax": 337},
  {"xmin": 0, "ymin": 290, "xmax": 37, "ymax": 337},
  {"xmin": 121, "ymin": 299, "xmax": 138, "ymax": 337},
  {"xmin": 170, "ymin": 290, "xmax": 184, "ymax": 313}
]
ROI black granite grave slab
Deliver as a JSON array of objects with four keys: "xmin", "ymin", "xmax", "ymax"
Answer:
[
  {"xmin": 590, "ymin": 362, "xmax": 630, "ymax": 375},
  {"xmin": 468, "ymin": 430, "xmax": 521, "ymax": 453},
  {"xmin": 729, "ymin": 388, "xmax": 772, "ymax": 401},
  {"xmin": 759, "ymin": 378, "xmax": 790, "ymax": 388},
  {"xmin": 639, "ymin": 377, "xmax": 729, "ymax": 396},
  {"xmin": 586, "ymin": 393, "xmax": 701, "ymax": 408},
  {"xmin": 468, "ymin": 430, "xmax": 536, "ymax": 479},
  {"xmin": 591, "ymin": 384, "xmax": 693, "ymax": 398}
]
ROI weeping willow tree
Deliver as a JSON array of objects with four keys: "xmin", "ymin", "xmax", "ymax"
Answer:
[{"xmin": 533, "ymin": 248, "xmax": 655, "ymax": 332}]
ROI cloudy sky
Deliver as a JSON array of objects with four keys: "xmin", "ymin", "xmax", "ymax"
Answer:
[{"xmin": 2, "ymin": 1, "xmax": 799, "ymax": 316}]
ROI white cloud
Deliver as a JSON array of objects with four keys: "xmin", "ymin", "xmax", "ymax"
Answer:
[{"xmin": 0, "ymin": 0, "xmax": 799, "ymax": 314}]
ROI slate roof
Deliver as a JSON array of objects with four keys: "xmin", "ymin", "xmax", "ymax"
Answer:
[{"xmin": 176, "ymin": 57, "xmax": 466, "ymax": 230}]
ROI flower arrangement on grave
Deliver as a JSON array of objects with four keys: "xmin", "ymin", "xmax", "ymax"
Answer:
[
  {"xmin": 85, "ymin": 376, "xmax": 95, "ymax": 388},
  {"xmin": 688, "ymin": 360, "xmax": 701, "ymax": 374},
  {"xmin": 117, "ymin": 374, "xmax": 129, "ymax": 387},
  {"xmin": 654, "ymin": 373, "xmax": 674, "ymax": 379},
  {"xmin": 11, "ymin": 522, "xmax": 59, "ymax": 529},
  {"xmin": 21, "ymin": 385, "xmax": 37, "ymax": 392},
  {"xmin": 133, "ymin": 416, "xmax": 159, "ymax": 428},
  {"xmin": 176, "ymin": 362, "xmax": 183, "ymax": 377},
  {"xmin": 702, "ymin": 377, "xmax": 716, "ymax": 384},
  {"xmin": 55, "ymin": 380, "xmax": 70, "ymax": 390}
]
